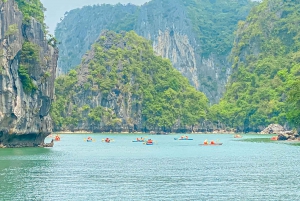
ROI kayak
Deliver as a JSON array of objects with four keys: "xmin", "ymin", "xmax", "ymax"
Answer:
[
  {"xmin": 270, "ymin": 136, "xmax": 278, "ymax": 141},
  {"xmin": 199, "ymin": 143, "xmax": 223, "ymax": 146},
  {"xmin": 132, "ymin": 140, "xmax": 145, "ymax": 142},
  {"xmin": 102, "ymin": 138, "xmax": 112, "ymax": 143},
  {"xmin": 174, "ymin": 138, "xmax": 193, "ymax": 140},
  {"xmin": 146, "ymin": 142, "xmax": 153, "ymax": 145}
]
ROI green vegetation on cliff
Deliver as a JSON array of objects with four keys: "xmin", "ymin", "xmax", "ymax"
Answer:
[
  {"xmin": 183, "ymin": 0, "xmax": 257, "ymax": 56},
  {"xmin": 19, "ymin": 41, "xmax": 39, "ymax": 92},
  {"xmin": 55, "ymin": 0, "xmax": 255, "ymax": 73},
  {"xmin": 210, "ymin": 0, "xmax": 300, "ymax": 132},
  {"xmin": 51, "ymin": 31, "xmax": 208, "ymax": 132},
  {"xmin": 55, "ymin": 3, "xmax": 138, "ymax": 73},
  {"xmin": 15, "ymin": 0, "xmax": 45, "ymax": 29},
  {"xmin": 287, "ymin": 80, "xmax": 300, "ymax": 128}
]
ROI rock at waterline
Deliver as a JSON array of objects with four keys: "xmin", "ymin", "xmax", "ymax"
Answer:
[
  {"xmin": 260, "ymin": 124, "xmax": 284, "ymax": 134},
  {"xmin": 277, "ymin": 131, "xmax": 299, "ymax": 141}
]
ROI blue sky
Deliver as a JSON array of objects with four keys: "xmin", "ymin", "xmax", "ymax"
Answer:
[{"xmin": 41, "ymin": 0, "xmax": 149, "ymax": 34}]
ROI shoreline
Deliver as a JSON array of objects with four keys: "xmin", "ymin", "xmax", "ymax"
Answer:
[{"xmin": 51, "ymin": 131, "xmax": 271, "ymax": 135}]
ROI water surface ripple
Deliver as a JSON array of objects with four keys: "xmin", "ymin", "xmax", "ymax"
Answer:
[{"xmin": 0, "ymin": 134, "xmax": 300, "ymax": 200}]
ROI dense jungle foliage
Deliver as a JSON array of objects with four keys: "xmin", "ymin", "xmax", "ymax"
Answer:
[
  {"xmin": 183, "ymin": 0, "xmax": 257, "ymax": 57},
  {"xmin": 210, "ymin": 0, "xmax": 300, "ymax": 132},
  {"xmin": 51, "ymin": 31, "xmax": 208, "ymax": 131}
]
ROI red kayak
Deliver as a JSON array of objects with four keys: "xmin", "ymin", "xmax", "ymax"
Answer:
[
  {"xmin": 199, "ymin": 143, "xmax": 223, "ymax": 146},
  {"xmin": 54, "ymin": 136, "xmax": 60, "ymax": 141}
]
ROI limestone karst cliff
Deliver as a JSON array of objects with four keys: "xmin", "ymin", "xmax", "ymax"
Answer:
[
  {"xmin": 209, "ymin": 0, "xmax": 300, "ymax": 132},
  {"xmin": 0, "ymin": 0, "xmax": 58, "ymax": 147},
  {"xmin": 51, "ymin": 31, "xmax": 208, "ymax": 133},
  {"xmin": 55, "ymin": 0, "xmax": 256, "ymax": 103}
]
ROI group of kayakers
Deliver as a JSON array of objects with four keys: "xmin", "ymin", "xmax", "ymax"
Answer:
[
  {"xmin": 203, "ymin": 139, "xmax": 215, "ymax": 145},
  {"xmin": 50, "ymin": 134, "xmax": 221, "ymax": 145}
]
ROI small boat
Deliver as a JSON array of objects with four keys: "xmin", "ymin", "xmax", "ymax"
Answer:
[
  {"xmin": 54, "ymin": 135, "xmax": 60, "ymax": 141},
  {"xmin": 103, "ymin": 138, "xmax": 111, "ymax": 143},
  {"xmin": 175, "ymin": 135, "xmax": 193, "ymax": 140},
  {"xmin": 234, "ymin": 135, "xmax": 242, "ymax": 138},
  {"xmin": 174, "ymin": 138, "xmax": 193, "ymax": 140},
  {"xmin": 132, "ymin": 138, "xmax": 145, "ymax": 142},
  {"xmin": 270, "ymin": 136, "xmax": 278, "ymax": 141},
  {"xmin": 84, "ymin": 137, "xmax": 95, "ymax": 142},
  {"xmin": 199, "ymin": 143, "xmax": 223, "ymax": 146},
  {"xmin": 145, "ymin": 139, "xmax": 154, "ymax": 145}
]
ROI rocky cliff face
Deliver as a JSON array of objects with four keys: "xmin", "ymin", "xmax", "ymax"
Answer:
[
  {"xmin": 55, "ymin": 0, "xmax": 256, "ymax": 103},
  {"xmin": 0, "ymin": 0, "xmax": 57, "ymax": 147},
  {"xmin": 51, "ymin": 31, "xmax": 208, "ymax": 133}
]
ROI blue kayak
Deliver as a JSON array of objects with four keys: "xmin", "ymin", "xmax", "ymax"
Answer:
[
  {"xmin": 87, "ymin": 140, "xmax": 93, "ymax": 142},
  {"xmin": 132, "ymin": 140, "xmax": 145, "ymax": 142},
  {"xmin": 174, "ymin": 138, "xmax": 193, "ymax": 140}
]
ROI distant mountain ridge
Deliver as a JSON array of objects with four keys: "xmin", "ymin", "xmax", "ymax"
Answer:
[{"xmin": 55, "ymin": 0, "xmax": 256, "ymax": 103}]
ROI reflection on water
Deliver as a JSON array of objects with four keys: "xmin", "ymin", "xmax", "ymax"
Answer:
[{"xmin": 1, "ymin": 134, "xmax": 300, "ymax": 200}]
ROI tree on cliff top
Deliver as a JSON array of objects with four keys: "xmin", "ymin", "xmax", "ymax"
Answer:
[{"xmin": 15, "ymin": 0, "xmax": 46, "ymax": 29}]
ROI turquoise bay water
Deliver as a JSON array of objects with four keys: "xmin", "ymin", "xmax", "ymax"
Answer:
[{"xmin": 1, "ymin": 134, "xmax": 300, "ymax": 200}]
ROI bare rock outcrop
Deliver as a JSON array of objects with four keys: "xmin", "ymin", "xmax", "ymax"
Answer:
[
  {"xmin": 260, "ymin": 124, "xmax": 284, "ymax": 134},
  {"xmin": 277, "ymin": 130, "xmax": 299, "ymax": 141},
  {"xmin": 0, "ymin": 1, "xmax": 58, "ymax": 147}
]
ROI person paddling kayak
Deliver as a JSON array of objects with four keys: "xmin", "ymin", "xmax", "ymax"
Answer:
[{"xmin": 54, "ymin": 135, "xmax": 60, "ymax": 141}]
